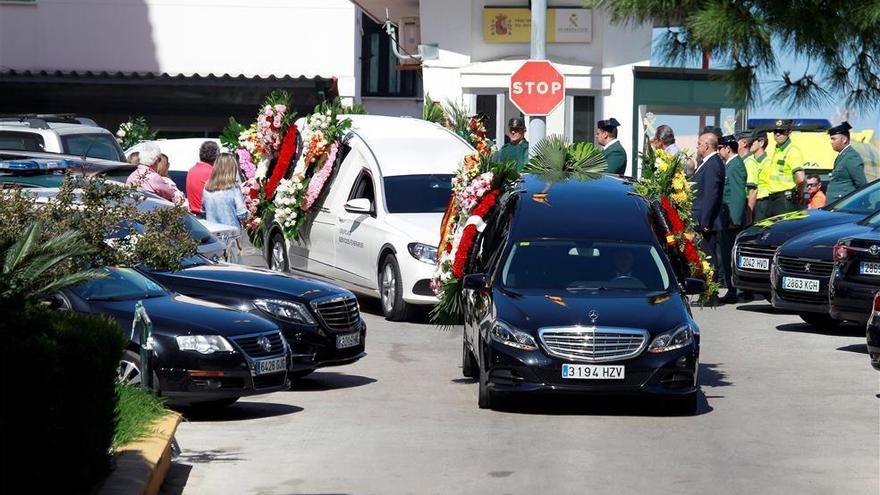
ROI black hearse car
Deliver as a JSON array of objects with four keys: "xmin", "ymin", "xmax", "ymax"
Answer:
[
  {"xmin": 461, "ymin": 175, "xmax": 704, "ymax": 413},
  {"xmin": 828, "ymin": 218, "xmax": 880, "ymax": 324},
  {"xmin": 734, "ymin": 179, "xmax": 880, "ymax": 297},
  {"xmin": 55, "ymin": 267, "xmax": 290, "ymax": 408},
  {"xmin": 143, "ymin": 257, "xmax": 366, "ymax": 379}
]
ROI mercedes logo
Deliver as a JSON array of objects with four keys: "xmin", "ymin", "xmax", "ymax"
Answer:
[
  {"xmin": 870, "ymin": 245, "xmax": 880, "ymax": 256},
  {"xmin": 588, "ymin": 309, "xmax": 599, "ymax": 323},
  {"xmin": 258, "ymin": 336, "xmax": 272, "ymax": 353}
]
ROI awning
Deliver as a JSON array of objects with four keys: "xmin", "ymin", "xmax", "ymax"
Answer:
[{"xmin": 449, "ymin": 59, "xmax": 613, "ymax": 91}]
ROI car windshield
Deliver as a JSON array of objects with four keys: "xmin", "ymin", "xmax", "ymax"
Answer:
[
  {"xmin": 383, "ymin": 174, "xmax": 453, "ymax": 213},
  {"xmin": 71, "ymin": 267, "xmax": 168, "ymax": 301},
  {"xmin": 828, "ymin": 180, "xmax": 880, "ymax": 215},
  {"xmin": 501, "ymin": 240, "xmax": 671, "ymax": 292},
  {"xmin": 60, "ymin": 133, "xmax": 125, "ymax": 161}
]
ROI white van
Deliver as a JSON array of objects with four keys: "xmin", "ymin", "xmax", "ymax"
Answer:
[{"xmin": 265, "ymin": 115, "xmax": 473, "ymax": 320}]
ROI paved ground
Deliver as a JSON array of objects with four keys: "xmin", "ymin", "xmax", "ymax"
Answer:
[{"xmin": 161, "ymin": 296, "xmax": 879, "ymax": 495}]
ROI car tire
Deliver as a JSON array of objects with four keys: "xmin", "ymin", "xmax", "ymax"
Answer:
[
  {"xmin": 462, "ymin": 337, "xmax": 478, "ymax": 379},
  {"xmin": 666, "ymin": 391, "xmax": 698, "ymax": 415},
  {"xmin": 190, "ymin": 398, "xmax": 239, "ymax": 411},
  {"xmin": 267, "ymin": 230, "xmax": 289, "ymax": 272},
  {"xmin": 799, "ymin": 313, "xmax": 840, "ymax": 329},
  {"xmin": 379, "ymin": 255, "xmax": 412, "ymax": 321},
  {"xmin": 118, "ymin": 350, "xmax": 143, "ymax": 387},
  {"xmin": 477, "ymin": 359, "xmax": 495, "ymax": 410}
]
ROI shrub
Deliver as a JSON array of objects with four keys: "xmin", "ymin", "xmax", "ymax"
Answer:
[
  {"xmin": 113, "ymin": 383, "xmax": 169, "ymax": 450},
  {"xmin": 0, "ymin": 304, "xmax": 126, "ymax": 493}
]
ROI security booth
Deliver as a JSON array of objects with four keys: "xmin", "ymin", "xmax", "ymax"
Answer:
[{"xmin": 630, "ymin": 67, "xmax": 747, "ymax": 178}]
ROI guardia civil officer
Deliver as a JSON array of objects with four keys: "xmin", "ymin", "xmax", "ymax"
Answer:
[
  {"xmin": 754, "ymin": 119, "xmax": 805, "ymax": 221},
  {"xmin": 747, "ymin": 132, "xmax": 770, "ymax": 220},
  {"xmin": 596, "ymin": 118, "xmax": 627, "ymax": 175},
  {"xmin": 718, "ymin": 134, "xmax": 748, "ymax": 304},
  {"xmin": 826, "ymin": 121, "xmax": 867, "ymax": 201},
  {"xmin": 495, "ymin": 118, "xmax": 530, "ymax": 170}
]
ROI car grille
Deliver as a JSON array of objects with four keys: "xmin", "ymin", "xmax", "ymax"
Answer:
[
  {"xmin": 538, "ymin": 326, "xmax": 650, "ymax": 363},
  {"xmin": 777, "ymin": 290, "xmax": 827, "ymax": 305},
  {"xmin": 230, "ymin": 331, "xmax": 285, "ymax": 358},
  {"xmin": 313, "ymin": 296, "xmax": 361, "ymax": 332},
  {"xmin": 776, "ymin": 256, "xmax": 834, "ymax": 277},
  {"xmin": 736, "ymin": 244, "xmax": 778, "ymax": 271},
  {"xmin": 253, "ymin": 372, "xmax": 286, "ymax": 389}
]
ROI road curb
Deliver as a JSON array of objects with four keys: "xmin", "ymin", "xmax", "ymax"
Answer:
[{"xmin": 97, "ymin": 413, "xmax": 182, "ymax": 495}]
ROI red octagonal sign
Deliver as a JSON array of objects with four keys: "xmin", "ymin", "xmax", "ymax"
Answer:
[{"xmin": 509, "ymin": 60, "xmax": 565, "ymax": 116}]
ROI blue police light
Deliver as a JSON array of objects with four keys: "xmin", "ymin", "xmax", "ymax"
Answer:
[
  {"xmin": 747, "ymin": 118, "xmax": 832, "ymax": 131},
  {"xmin": 0, "ymin": 159, "xmax": 76, "ymax": 171}
]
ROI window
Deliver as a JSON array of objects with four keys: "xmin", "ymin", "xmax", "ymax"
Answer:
[
  {"xmin": 832, "ymin": 181, "xmax": 880, "ymax": 216},
  {"xmin": 383, "ymin": 174, "xmax": 453, "ymax": 213},
  {"xmin": 0, "ymin": 131, "xmax": 45, "ymax": 152},
  {"xmin": 60, "ymin": 134, "xmax": 125, "ymax": 161},
  {"xmin": 360, "ymin": 14, "xmax": 420, "ymax": 97},
  {"xmin": 71, "ymin": 267, "xmax": 168, "ymax": 301},
  {"xmin": 571, "ymin": 96, "xmax": 595, "ymax": 144},
  {"xmin": 348, "ymin": 170, "xmax": 376, "ymax": 213},
  {"xmin": 476, "ymin": 95, "xmax": 498, "ymax": 142}
]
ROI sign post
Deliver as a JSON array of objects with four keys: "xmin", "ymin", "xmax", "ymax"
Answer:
[{"xmin": 528, "ymin": 0, "xmax": 548, "ymax": 150}]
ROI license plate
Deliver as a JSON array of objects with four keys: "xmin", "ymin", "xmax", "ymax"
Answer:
[
  {"xmin": 860, "ymin": 262, "xmax": 880, "ymax": 275},
  {"xmin": 254, "ymin": 356, "xmax": 286, "ymax": 375},
  {"xmin": 561, "ymin": 364, "xmax": 625, "ymax": 380},
  {"xmin": 738, "ymin": 255, "xmax": 769, "ymax": 271},
  {"xmin": 336, "ymin": 332, "xmax": 360, "ymax": 349},
  {"xmin": 782, "ymin": 276, "xmax": 820, "ymax": 293}
]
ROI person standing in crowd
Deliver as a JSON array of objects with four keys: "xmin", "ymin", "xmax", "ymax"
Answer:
[
  {"xmin": 202, "ymin": 153, "xmax": 247, "ymax": 232},
  {"xmin": 806, "ymin": 174, "xmax": 826, "ymax": 208},
  {"xmin": 495, "ymin": 118, "xmax": 529, "ymax": 170},
  {"xmin": 826, "ymin": 121, "xmax": 867, "ymax": 201},
  {"xmin": 596, "ymin": 118, "xmax": 627, "ymax": 175},
  {"xmin": 125, "ymin": 142, "xmax": 176, "ymax": 202},
  {"xmin": 735, "ymin": 131, "xmax": 756, "ymax": 224},
  {"xmin": 156, "ymin": 153, "xmax": 186, "ymax": 206},
  {"xmin": 186, "ymin": 140, "xmax": 220, "ymax": 217},
  {"xmin": 718, "ymin": 135, "xmax": 747, "ymax": 304},
  {"xmin": 691, "ymin": 132, "xmax": 725, "ymax": 275},
  {"xmin": 652, "ymin": 124, "xmax": 680, "ymax": 155},
  {"xmin": 754, "ymin": 120, "xmax": 805, "ymax": 221},
  {"xmin": 747, "ymin": 132, "xmax": 770, "ymax": 220}
]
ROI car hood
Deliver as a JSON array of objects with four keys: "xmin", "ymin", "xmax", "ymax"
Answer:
[
  {"xmin": 779, "ymin": 223, "xmax": 878, "ymax": 259},
  {"xmin": 383, "ymin": 213, "xmax": 443, "ymax": 245},
  {"xmin": 493, "ymin": 288, "xmax": 691, "ymax": 336},
  {"xmin": 147, "ymin": 262, "xmax": 349, "ymax": 302},
  {"xmin": 90, "ymin": 294, "xmax": 278, "ymax": 338},
  {"xmin": 738, "ymin": 209, "xmax": 862, "ymax": 246}
]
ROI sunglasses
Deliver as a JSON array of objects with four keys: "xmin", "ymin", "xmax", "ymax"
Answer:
[
  {"xmin": 807, "ymin": 183, "xmax": 820, "ymax": 188},
  {"xmin": 773, "ymin": 129, "xmax": 788, "ymax": 135}
]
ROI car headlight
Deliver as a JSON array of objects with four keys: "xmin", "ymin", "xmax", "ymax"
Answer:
[
  {"xmin": 491, "ymin": 320, "xmax": 538, "ymax": 351},
  {"xmin": 408, "ymin": 242, "xmax": 438, "ymax": 265},
  {"xmin": 254, "ymin": 299, "xmax": 316, "ymax": 325},
  {"xmin": 647, "ymin": 324, "xmax": 696, "ymax": 353},
  {"xmin": 175, "ymin": 335, "xmax": 234, "ymax": 354}
]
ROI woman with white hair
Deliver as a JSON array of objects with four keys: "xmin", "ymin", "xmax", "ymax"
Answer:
[{"xmin": 125, "ymin": 142, "xmax": 176, "ymax": 202}]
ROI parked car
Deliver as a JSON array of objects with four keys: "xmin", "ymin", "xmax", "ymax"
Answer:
[
  {"xmin": 0, "ymin": 114, "xmax": 125, "ymax": 162},
  {"xmin": 866, "ymin": 293, "xmax": 880, "ymax": 371},
  {"xmin": 734, "ymin": 179, "xmax": 880, "ymax": 297},
  {"xmin": 265, "ymin": 115, "xmax": 473, "ymax": 320},
  {"xmin": 126, "ymin": 138, "xmax": 221, "ymax": 192},
  {"xmin": 51, "ymin": 267, "xmax": 290, "ymax": 408},
  {"xmin": 0, "ymin": 151, "xmax": 136, "ymax": 187},
  {"xmin": 828, "ymin": 219, "xmax": 880, "ymax": 323},
  {"xmin": 460, "ymin": 175, "xmax": 703, "ymax": 412},
  {"xmin": 141, "ymin": 255, "xmax": 366, "ymax": 379}
]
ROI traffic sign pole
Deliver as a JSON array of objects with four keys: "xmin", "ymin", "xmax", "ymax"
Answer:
[{"xmin": 528, "ymin": 0, "xmax": 547, "ymax": 152}]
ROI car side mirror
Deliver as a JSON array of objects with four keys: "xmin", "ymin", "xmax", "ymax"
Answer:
[
  {"xmin": 462, "ymin": 273, "xmax": 487, "ymax": 290},
  {"xmin": 683, "ymin": 278, "xmax": 706, "ymax": 295},
  {"xmin": 344, "ymin": 198, "xmax": 372, "ymax": 214}
]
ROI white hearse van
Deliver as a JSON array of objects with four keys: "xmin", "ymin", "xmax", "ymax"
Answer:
[{"xmin": 265, "ymin": 115, "xmax": 473, "ymax": 320}]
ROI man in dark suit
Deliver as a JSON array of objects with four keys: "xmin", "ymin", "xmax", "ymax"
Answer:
[
  {"xmin": 595, "ymin": 118, "xmax": 627, "ymax": 175},
  {"xmin": 691, "ymin": 131, "xmax": 726, "ymax": 278},
  {"xmin": 826, "ymin": 121, "xmax": 867, "ymax": 201}
]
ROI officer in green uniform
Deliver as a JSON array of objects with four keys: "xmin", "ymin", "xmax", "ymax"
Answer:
[
  {"xmin": 754, "ymin": 119, "xmax": 805, "ymax": 221},
  {"xmin": 735, "ymin": 131, "xmax": 756, "ymax": 224},
  {"xmin": 826, "ymin": 121, "xmax": 867, "ymax": 201},
  {"xmin": 596, "ymin": 118, "xmax": 627, "ymax": 175},
  {"xmin": 718, "ymin": 135, "xmax": 748, "ymax": 303},
  {"xmin": 494, "ymin": 118, "xmax": 530, "ymax": 170}
]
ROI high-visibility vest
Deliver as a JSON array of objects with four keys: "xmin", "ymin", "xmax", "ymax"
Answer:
[
  {"xmin": 752, "ymin": 152, "xmax": 772, "ymax": 199},
  {"xmin": 765, "ymin": 139, "xmax": 804, "ymax": 194}
]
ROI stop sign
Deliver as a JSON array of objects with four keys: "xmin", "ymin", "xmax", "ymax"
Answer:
[{"xmin": 509, "ymin": 60, "xmax": 565, "ymax": 116}]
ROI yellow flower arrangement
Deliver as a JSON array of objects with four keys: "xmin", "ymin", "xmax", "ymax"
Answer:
[{"xmin": 671, "ymin": 173, "xmax": 687, "ymax": 192}]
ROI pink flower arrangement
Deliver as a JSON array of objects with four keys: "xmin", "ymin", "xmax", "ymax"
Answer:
[
  {"xmin": 302, "ymin": 141, "xmax": 340, "ymax": 211},
  {"xmin": 237, "ymin": 149, "xmax": 256, "ymax": 179},
  {"xmin": 456, "ymin": 171, "xmax": 493, "ymax": 212},
  {"xmin": 257, "ymin": 103, "xmax": 288, "ymax": 153}
]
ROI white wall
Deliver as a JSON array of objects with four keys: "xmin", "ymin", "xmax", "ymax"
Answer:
[{"xmin": 0, "ymin": 0, "xmax": 359, "ymax": 98}]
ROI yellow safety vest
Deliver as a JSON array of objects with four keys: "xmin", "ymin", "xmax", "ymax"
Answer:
[
  {"xmin": 753, "ymin": 152, "xmax": 772, "ymax": 199},
  {"xmin": 765, "ymin": 139, "xmax": 804, "ymax": 194}
]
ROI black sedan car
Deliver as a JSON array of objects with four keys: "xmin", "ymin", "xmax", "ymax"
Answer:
[
  {"xmin": 734, "ymin": 179, "xmax": 880, "ymax": 297},
  {"xmin": 142, "ymin": 256, "xmax": 366, "ymax": 379},
  {"xmin": 461, "ymin": 175, "xmax": 703, "ymax": 413},
  {"xmin": 771, "ymin": 222, "xmax": 874, "ymax": 327},
  {"xmin": 55, "ymin": 267, "xmax": 290, "ymax": 408},
  {"xmin": 828, "ymin": 220, "xmax": 880, "ymax": 323}
]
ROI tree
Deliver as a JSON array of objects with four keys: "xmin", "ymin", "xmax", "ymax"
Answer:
[{"xmin": 590, "ymin": 0, "xmax": 880, "ymax": 111}]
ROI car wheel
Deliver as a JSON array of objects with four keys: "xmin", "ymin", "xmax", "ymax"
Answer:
[
  {"xmin": 665, "ymin": 391, "xmax": 698, "ymax": 415},
  {"xmin": 267, "ymin": 230, "xmax": 288, "ymax": 272},
  {"xmin": 118, "ymin": 350, "xmax": 143, "ymax": 386},
  {"xmin": 477, "ymin": 358, "xmax": 495, "ymax": 410},
  {"xmin": 799, "ymin": 313, "xmax": 840, "ymax": 329},
  {"xmin": 462, "ymin": 336, "xmax": 478, "ymax": 379},
  {"xmin": 190, "ymin": 398, "xmax": 239, "ymax": 411},
  {"xmin": 380, "ymin": 255, "xmax": 412, "ymax": 321}
]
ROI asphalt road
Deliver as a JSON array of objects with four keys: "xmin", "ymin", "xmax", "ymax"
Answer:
[{"xmin": 162, "ymin": 297, "xmax": 880, "ymax": 495}]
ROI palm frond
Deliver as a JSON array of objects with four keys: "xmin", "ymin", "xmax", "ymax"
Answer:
[
  {"xmin": 33, "ymin": 268, "xmax": 106, "ymax": 299},
  {"xmin": 421, "ymin": 94, "xmax": 447, "ymax": 124},
  {"xmin": 443, "ymin": 99, "xmax": 470, "ymax": 136},
  {"xmin": 523, "ymin": 135, "xmax": 607, "ymax": 182},
  {"xmin": 3, "ymin": 221, "xmax": 41, "ymax": 276},
  {"xmin": 566, "ymin": 141, "xmax": 607, "ymax": 180}
]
